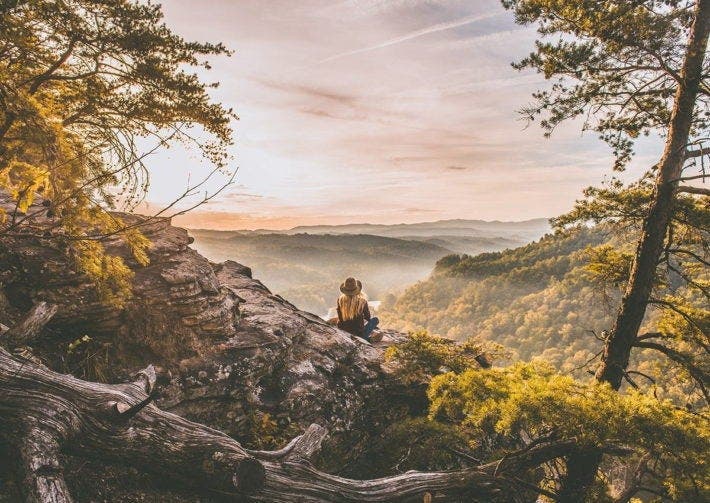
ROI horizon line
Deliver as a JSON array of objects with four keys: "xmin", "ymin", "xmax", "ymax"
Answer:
[{"xmin": 179, "ymin": 215, "xmax": 553, "ymax": 233}]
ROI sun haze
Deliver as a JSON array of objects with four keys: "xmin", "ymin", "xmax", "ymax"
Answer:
[{"xmin": 147, "ymin": 0, "xmax": 660, "ymax": 230}]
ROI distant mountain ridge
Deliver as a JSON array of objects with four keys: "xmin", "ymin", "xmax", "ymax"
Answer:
[
  {"xmin": 188, "ymin": 231, "xmax": 455, "ymax": 315},
  {"xmin": 188, "ymin": 217, "xmax": 550, "ymax": 238},
  {"xmin": 189, "ymin": 218, "xmax": 551, "ymax": 256},
  {"xmin": 188, "ymin": 218, "xmax": 552, "ymax": 316},
  {"xmin": 192, "ymin": 232, "xmax": 454, "ymax": 261},
  {"xmin": 286, "ymin": 217, "xmax": 550, "ymax": 237}
]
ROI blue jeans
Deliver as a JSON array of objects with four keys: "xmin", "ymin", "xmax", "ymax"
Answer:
[{"xmin": 363, "ymin": 317, "xmax": 379, "ymax": 340}]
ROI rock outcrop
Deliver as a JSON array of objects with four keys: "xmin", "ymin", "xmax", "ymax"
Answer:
[{"xmin": 0, "ymin": 196, "xmax": 422, "ymax": 500}]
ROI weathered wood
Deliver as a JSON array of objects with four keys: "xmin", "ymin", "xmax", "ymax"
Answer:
[
  {"xmin": 247, "ymin": 423, "xmax": 328, "ymax": 462},
  {"xmin": 284, "ymin": 423, "xmax": 328, "ymax": 462},
  {"xmin": 254, "ymin": 439, "xmax": 580, "ymax": 503},
  {"xmin": 13, "ymin": 429, "xmax": 73, "ymax": 503},
  {"xmin": 132, "ymin": 364, "xmax": 156, "ymax": 393},
  {"xmin": 2, "ymin": 302, "xmax": 58, "ymax": 348},
  {"xmin": 0, "ymin": 345, "xmax": 581, "ymax": 502},
  {"xmin": 0, "ymin": 347, "xmax": 265, "ymax": 501}
]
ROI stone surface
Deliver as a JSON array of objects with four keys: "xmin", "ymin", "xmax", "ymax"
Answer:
[{"xmin": 0, "ymin": 195, "xmax": 420, "ymax": 488}]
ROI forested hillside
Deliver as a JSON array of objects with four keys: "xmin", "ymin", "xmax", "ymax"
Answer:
[{"xmin": 380, "ymin": 227, "xmax": 632, "ymax": 370}]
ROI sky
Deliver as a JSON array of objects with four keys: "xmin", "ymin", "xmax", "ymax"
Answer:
[{"xmin": 143, "ymin": 0, "xmax": 663, "ymax": 230}]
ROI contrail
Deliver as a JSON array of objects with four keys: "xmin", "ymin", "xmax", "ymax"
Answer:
[{"xmin": 314, "ymin": 11, "xmax": 500, "ymax": 65}]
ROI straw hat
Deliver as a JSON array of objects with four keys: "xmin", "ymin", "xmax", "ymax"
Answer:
[{"xmin": 340, "ymin": 277, "xmax": 362, "ymax": 296}]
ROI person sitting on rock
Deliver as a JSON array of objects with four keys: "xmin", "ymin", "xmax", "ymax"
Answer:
[{"xmin": 336, "ymin": 277, "xmax": 381, "ymax": 342}]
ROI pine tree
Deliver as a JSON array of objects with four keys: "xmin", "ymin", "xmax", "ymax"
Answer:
[
  {"xmin": 503, "ymin": 0, "xmax": 710, "ymax": 499},
  {"xmin": 0, "ymin": 0, "xmax": 236, "ymax": 302}
]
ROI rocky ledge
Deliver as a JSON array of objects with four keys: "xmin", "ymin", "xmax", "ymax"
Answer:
[{"xmin": 0, "ymin": 197, "xmax": 422, "ymax": 500}]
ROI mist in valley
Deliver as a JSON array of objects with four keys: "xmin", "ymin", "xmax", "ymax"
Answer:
[{"xmin": 189, "ymin": 218, "xmax": 550, "ymax": 316}]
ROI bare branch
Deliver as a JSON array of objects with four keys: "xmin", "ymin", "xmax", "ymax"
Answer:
[
  {"xmin": 636, "ymin": 332, "xmax": 665, "ymax": 341},
  {"xmin": 613, "ymin": 452, "xmax": 652, "ymax": 503},
  {"xmin": 684, "ymin": 147, "xmax": 709, "ymax": 159},
  {"xmin": 2, "ymin": 302, "xmax": 58, "ymax": 348},
  {"xmin": 247, "ymin": 424, "xmax": 328, "ymax": 463},
  {"xmin": 677, "ymin": 185, "xmax": 710, "ymax": 196},
  {"xmin": 27, "ymin": 38, "xmax": 78, "ymax": 94},
  {"xmin": 673, "ymin": 174, "xmax": 709, "ymax": 182},
  {"xmin": 667, "ymin": 248, "xmax": 710, "ymax": 267},
  {"xmin": 648, "ymin": 299, "xmax": 707, "ymax": 336},
  {"xmin": 634, "ymin": 341, "xmax": 709, "ymax": 403}
]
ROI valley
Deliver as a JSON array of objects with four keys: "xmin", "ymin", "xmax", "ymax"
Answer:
[{"xmin": 188, "ymin": 218, "xmax": 551, "ymax": 316}]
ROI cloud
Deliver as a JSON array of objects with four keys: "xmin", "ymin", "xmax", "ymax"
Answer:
[
  {"xmin": 298, "ymin": 107, "xmax": 372, "ymax": 122},
  {"xmin": 403, "ymin": 207, "xmax": 438, "ymax": 213},
  {"xmin": 254, "ymin": 79, "xmax": 359, "ymax": 105},
  {"xmin": 312, "ymin": 11, "xmax": 501, "ymax": 66},
  {"xmin": 149, "ymin": 0, "xmax": 636, "ymax": 227},
  {"xmin": 223, "ymin": 192, "xmax": 264, "ymax": 200}
]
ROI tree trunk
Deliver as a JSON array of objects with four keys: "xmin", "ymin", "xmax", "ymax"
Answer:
[
  {"xmin": 559, "ymin": 1, "xmax": 710, "ymax": 501},
  {"xmin": 12, "ymin": 429, "xmax": 73, "ymax": 503},
  {"xmin": 557, "ymin": 449, "xmax": 603, "ymax": 503},
  {"xmin": 598, "ymin": 0, "xmax": 710, "ymax": 397}
]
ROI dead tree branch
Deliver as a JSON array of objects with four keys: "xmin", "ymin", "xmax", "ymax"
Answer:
[
  {"xmin": 2, "ymin": 302, "xmax": 58, "ymax": 348},
  {"xmin": 677, "ymin": 185, "xmax": 710, "ymax": 196}
]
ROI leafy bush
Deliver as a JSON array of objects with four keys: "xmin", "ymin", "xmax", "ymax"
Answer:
[
  {"xmin": 384, "ymin": 331, "xmax": 505, "ymax": 384},
  {"xmin": 428, "ymin": 363, "xmax": 710, "ymax": 501}
]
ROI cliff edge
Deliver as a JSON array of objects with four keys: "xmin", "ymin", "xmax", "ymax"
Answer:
[{"xmin": 0, "ymin": 196, "xmax": 420, "ymax": 501}]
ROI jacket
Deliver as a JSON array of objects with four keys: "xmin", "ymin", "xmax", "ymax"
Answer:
[{"xmin": 337, "ymin": 300, "xmax": 371, "ymax": 338}]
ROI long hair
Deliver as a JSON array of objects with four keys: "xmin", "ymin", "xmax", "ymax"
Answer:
[{"xmin": 338, "ymin": 293, "xmax": 367, "ymax": 321}]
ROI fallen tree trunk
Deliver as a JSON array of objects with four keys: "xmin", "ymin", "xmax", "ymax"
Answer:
[
  {"xmin": 0, "ymin": 346, "xmax": 265, "ymax": 501},
  {"xmin": 12, "ymin": 428, "xmax": 72, "ymax": 503},
  {"xmin": 0, "ymin": 309, "xmax": 580, "ymax": 502},
  {"xmin": 254, "ymin": 438, "xmax": 584, "ymax": 503}
]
